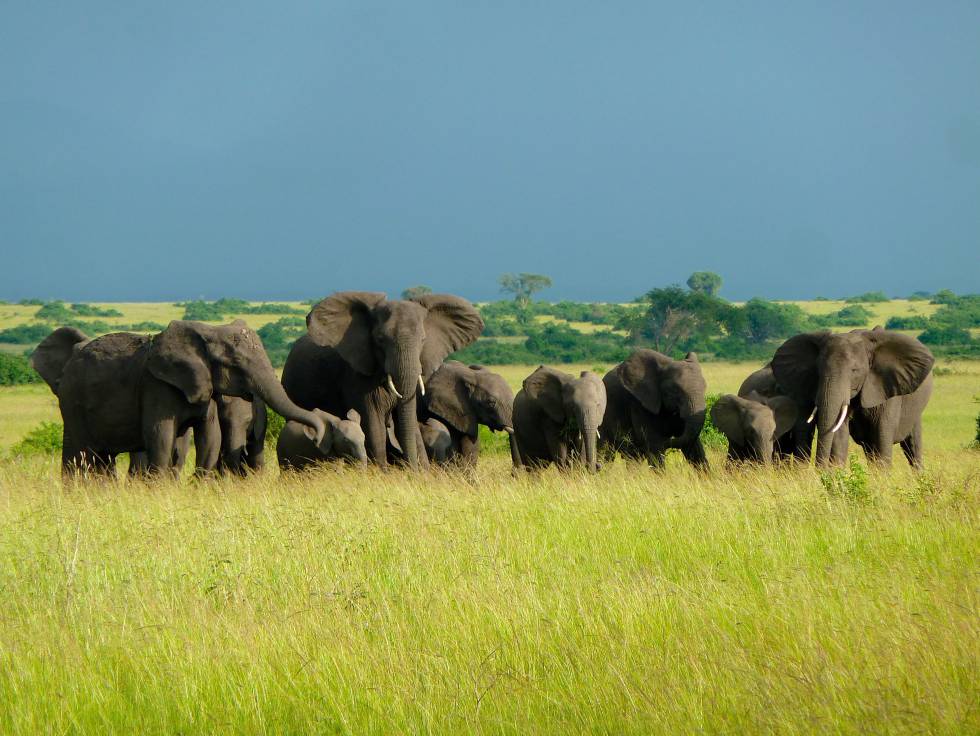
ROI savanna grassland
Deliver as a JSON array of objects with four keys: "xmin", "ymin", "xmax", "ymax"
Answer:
[{"xmin": 0, "ymin": 303, "xmax": 978, "ymax": 734}]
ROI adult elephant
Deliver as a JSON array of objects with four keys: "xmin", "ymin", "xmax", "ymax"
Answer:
[
  {"xmin": 421, "ymin": 361, "xmax": 520, "ymax": 468},
  {"xmin": 281, "ymin": 292, "xmax": 484, "ymax": 469},
  {"xmin": 32, "ymin": 322, "xmax": 325, "ymax": 477},
  {"xmin": 738, "ymin": 363, "xmax": 815, "ymax": 460},
  {"xmin": 710, "ymin": 392, "xmax": 798, "ymax": 463},
  {"xmin": 599, "ymin": 349, "xmax": 708, "ymax": 470},
  {"xmin": 771, "ymin": 328, "xmax": 934, "ymax": 467},
  {"xmin": 512, "ymin": 366, "xmax": 606, "ymax": 472}
]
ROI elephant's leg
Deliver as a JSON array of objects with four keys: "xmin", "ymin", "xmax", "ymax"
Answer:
[
  {"xmin": 144, "ymin": 414, "xmax": 179, "ymax": 477},
  {"xmin": 194, "ymin": 419, "xmax": 221, "ymax": 477},
  {"xmin": 900, "ymin": 420, "xmax": 924, "ymax": 470},
  {"xmin": 543, "ymin": 425, "xmax": 567, "ymax": 468},
  {"xmin": 458, "ymin": 434, "xmax": 479, "ymax": 469},
  {"xmin": 414, "ymin": 423, "xmax": 430, "ymax": 470},
  {"xmin": 362, "ymin": 410, "xmax": 389, "ymax": 469},
  {"xmin": 866, "ymin": 424, "xmax": 894, "ymax": 468},
  {"xmin": 680, "ymin": 439, "xmax": 709, "ymax": 471}
]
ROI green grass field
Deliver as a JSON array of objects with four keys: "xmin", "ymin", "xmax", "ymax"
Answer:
[{"xmin": 0, "ymin": 303, "xmax": 978, "ymax": 733}]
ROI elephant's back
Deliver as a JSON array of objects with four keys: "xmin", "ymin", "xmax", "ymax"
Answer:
[{"xmin": 738, "ymin": 364, "xmax": 777, "ymax": 398}]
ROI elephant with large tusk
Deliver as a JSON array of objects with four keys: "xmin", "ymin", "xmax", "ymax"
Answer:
[
  {"xmin": 771, "ymin": 328, "xmax": 934, "ymax": 468},
  {"xmin": 281, "ymin": 292, "xmax": 484, "ymax": 469}
]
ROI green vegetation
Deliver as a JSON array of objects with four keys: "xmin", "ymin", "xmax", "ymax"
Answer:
[
  {"xmin": 498, "ymin": 272, "xmax": 553, "ymax": 306},
  {"xmin": 255, "ymin": 316, "xmax": 307, "ymax": 367},
  {"xmin": 686, "ymin": 270, "xmax": 723, "ymax": 296},
  {"xmin": 180, "ymin": 298, "xmax": 304, "ymax": 321},
  {"xmin": 401, "ymin": 285, "xmax": 433, "ymax": 300},
  {"xmin": 0, "ymin": 353, "xmax": 41, "ymax": 386},
  {"xmin": 844, "ymin": 290, "xmax": 890, "ymax": 303},
  {"xmin": 9, "ymin": 420, "xmax": 62, "ymax": 456},
  {"xmin": 35, "ymin": 301, "xmax": 123, "ymax": 320}
]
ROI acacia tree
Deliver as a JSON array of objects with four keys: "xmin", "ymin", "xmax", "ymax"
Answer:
[
  {"xmin": 686, "ymin": 271, "xmax": 722, "ymax": 296},
  {"xmin": 498, "ymin": 273, "xmax": 552, "ymax": 307},
  {"xmin": 401, "ymin": 285, "xmax": 433, "ymax": 300}
]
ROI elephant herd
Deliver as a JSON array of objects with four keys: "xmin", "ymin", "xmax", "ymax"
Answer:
[{"xmin": 29, "ymin": 291, "xmax": 936, "ymax": 479}]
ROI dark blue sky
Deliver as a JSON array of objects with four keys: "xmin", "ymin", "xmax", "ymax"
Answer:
[{"xmin": 2, "ymin": 1, "xmax": 978, "ymax": 302}]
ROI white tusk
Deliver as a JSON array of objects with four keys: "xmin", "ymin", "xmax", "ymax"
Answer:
[
  {"xmin": 418, "ymin": 374, "xmax": 425, "ymax": 396},
  {"xmin": 596, "ymin": 429, "xmax": 601, "ymax": 439},
  {"xmin": 806, "ymin": 407, "xmax": 817, "ymax": 424},
  {"xmin": 386, "ymin": 375, "xmax": 403, "ymax": 399},
  {"xmin": 830, "ymin": 405, "xmax": 848, "ymax": 433}
]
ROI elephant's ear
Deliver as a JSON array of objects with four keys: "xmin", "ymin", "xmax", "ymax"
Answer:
[
  {"xmin": 250, "ymin": 397, "xmax": 267, "ymax": 443},
  {"xmin": 30, "ymin": 326, "xmax": 89, "ymax": 394},
  {"xmin": 306, "ymin": 292, "xmax": 386, "ymax": 375},
  {"xmin": 617, "ymin": 349, "xmax": 664, "ymax": 414},
  {"xmin": 522, "ymin": 366, "xmax": 567, "ymax": 424},
  {"xmin": 413, "ymin": 294, "xmax": 485, "ymax": 377},
  {"xmin": 860, "ymin": 331, "xmax": 934, "ymax": 408},
  {"xmin": 764, "ymin": 396, "xmax": 799, "ymax": 439},
  {"xmin": 710, "ymin": 395, "xmax": 744, "ymax": 446},
  {"xmin": 346, "ymin": 408, "xmax": 361, "ymax": 426},
  {"xmin": 771, "ymin": 332, "xmax": 829, "ymax": 401},
  {"xmin": 147, "ymin": 321, "xmax": 213, "ymax": 404},
  {"xmin": 425, "ymin": 364, "xmax": 478, "ymax": 436}
]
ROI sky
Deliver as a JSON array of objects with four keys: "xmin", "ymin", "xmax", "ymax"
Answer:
[{"xmin": 1, "ymin": 1, "xmax": 978, "ymax": 303}]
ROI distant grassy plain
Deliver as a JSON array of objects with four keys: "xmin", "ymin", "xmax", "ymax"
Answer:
[{"xmin": 0, "ymin": 301, "xmax": 977, "ymax": 734}]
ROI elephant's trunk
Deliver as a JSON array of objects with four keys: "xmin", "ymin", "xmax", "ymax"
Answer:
[
  {"xmin": 669, "ymin": 407, "xmax": 706, "ymax": 450},
  {"xmin": 582, "ymin": 424, "xmax": 599, "ymax": 472},
  {"xmin": 394, "ymin": 396, "xmax": 419, "ymax": 469},
  {"xmin": 504, "ymin": 427, "xmax": 522, "ymax": 468},
  {"xmin": 253, "ymin": 377, "xmax": 325, "ymax": 446},
  {"xmin": 814, "ymin": 379, "xmax": 849, "ymax": 467}
]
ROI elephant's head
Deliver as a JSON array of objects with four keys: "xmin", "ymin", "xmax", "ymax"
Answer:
[
  {"xmin": 314, "ymin": 408, "xmax": 368, "ymax": 467},
  {"xmin": 305, "ymin": 292, "xmax": 484, "ymax": 468},
  {"xmin": 710, "ymin": 392, "xmax": 798, "ymax": 462},
  {"xmin": 30, "ymin": 326, "xmax": 90, "ymax": 395},
  {"xmin": 523, "ymin": 366, "xmax": 606, "ymax": 471},
  {"xmin": 147, "ymin": 320, "xmax": 325, "ymax": 445},
  {"xmin": 771, "ymin": 329, "xmax": 933, "ymax": 465},
  {"xmin": 617, "ymin": 349, "xmax": 707, "ymax": 449}
]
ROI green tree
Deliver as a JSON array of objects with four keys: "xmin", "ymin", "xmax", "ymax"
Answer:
[
  {"xmin": 498, "ymin": 273, "xmax": 553, "ymax": 307},
  {"xmin": 686, "ymin": 271, "xmax": 722, "ymax": 296},
  {"xmin": 401, "ymin": 285, "xmax": 433, "ymax": 300}
]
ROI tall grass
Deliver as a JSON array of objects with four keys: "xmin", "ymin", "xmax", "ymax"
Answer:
[{"xmin": 0, "ymin": 454, "xmax": 977, "ymax": 734}]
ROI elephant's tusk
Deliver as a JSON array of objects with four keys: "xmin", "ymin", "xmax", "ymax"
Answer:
[
  {"xmin": 830, "ymin": 405, "xmax": 848, "ymax": 433},
  {"xmin": 386, "ymin": 375, "xmax": 403, "ymax": 399},
  {"xmin": 596, "ymin": 428, "xmax": 601, "ymax": 439},
  {"xmin": 503, "ymin": 426, "xmax": 514, "ymax": 434},
  {"xmin": 806, "ymin": 407, "xmax": 817, "ymax": 424},
  {"xmin": 418, "ymin": 374, "xmax": 425, "ymax": 396}
]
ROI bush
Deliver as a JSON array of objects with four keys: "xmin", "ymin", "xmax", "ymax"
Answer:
[
  {"xmin": 844, "ymin": 291, "xmax": 889, "ymax": 303},
  {"xmin": 700, "ymin": 394, "xmax": 727, "ymax": 450},
  {"xmin": 17, "ymin": 298, "xmax": 44, "ymax": 306},
  {"xmin": 918, "ymin": 327, "xmax": 973, "ymax": 346},
  {"xmin": 70, "ymin": 303, "xmax": 122, "ymax": 317},
  {"xmin": 0, "ymin": 353, "xmax": 41, "ymax": 385},
  {"xmin": 930, "ymin": 289, "xmax": 959, "ymax": 305},
  {"xmin": 10, "ymin": 421, "xmax": 62, "ymax": 457},
  {"xmin": 885, "ymin": 315, "xmax": 929, "ymax": 330},
  {"xmin": 265, "ymin": 407, "xmax": 286, "ymax": 449},
  {"xmin": 34, "ymin": 301, "xmax": 74, "ymax": 321},
  {"xmin": 809, "ymin": 305, "xmax": 874, "ymax": 328},
  {"xmin": 0, "ymin": 324, "xmax": 53, "ymax": 344},
  {"xmin": 819, "ymin": 456, "xmax": 872, "ymax": 504},
  {"xmin": 256, "ymin": 317, "xmax": 306, "ymax": 367},
  {"xmin": 452, "ymin": 339, "xmax": 537, "ymax": 365},
  {"xmin": 907, "ymin": 291, "xmax": 932, "ymax": 301}
]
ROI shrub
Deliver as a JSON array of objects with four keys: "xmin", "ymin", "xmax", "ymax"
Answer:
[
  {"xmin": 819, "ymin": 455, "xmax": 872, "ymax": 504},
  {"xmin": 918, "ymin": 327, "xmax": 973, "ymax": 346},
  {"xmin": 907, "ymin": 291, "xmax": 932, "ymax": 301},
  {"xmin": 452, "ymin": 339, "xmax": 537, "ymax": 365},
  {"xmin": 885, "ymin": 315, "xmax": 929, "ymax": 330},
  {"xmin": 256, "ymin": 317, "xmax": 306, "ymax": 367},
  {"xmin": 930, "ymin": 289, "xmax": 959, "ymax": 305},
  {"xmin": 0, "ymin": 324, "xmax": 53, "ymax": 344},
  {"xmin": 700, "ymin": 394, "xmax": 727, "ymax": 450},
  {"xmin": 265, "ymin": 408, "xmax": 286, "ymax": 449},
  {"xmin": 34, "ymin": 301, "xmax": 74, "ymax": 321},
  {"xmin": 844, "ymin": 291, "xmax": 889, "ymax": 303},
  {"xmin": 0, "ymin": 353, "xmax": 41, "ymax": 386},
  {"xmin": 70, "ymin": 303, "xmax": 122, "ymax": 317},
  {"xmin": 17, "ymin": 298, "xmax": 44, "ymax": 306},
  {"xmin": 10, "ymin": 421, "xmax": 63, "ymax": 457}
]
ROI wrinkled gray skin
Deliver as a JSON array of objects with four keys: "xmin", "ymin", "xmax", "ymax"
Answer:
[
  {"xmin": 129, "ymin": 395, "xmax": 266, "ymax": 476},
  {"xmin": 419, "ymin": 418, "xmax": 453, "ymax": 463},
  {"xmin": 512, "ymin": 366, "xmax": 606, "ymax": 472},
  {"xmin": 771, "ymin": 328, "xmax": 934, "ymax": 467},
  {"xmin": 277, "ymin": 409, "xmax": 368, "ymax": 470},
  {"xmin": 420, "ymin": 361, "xmax": 520, "ymax": 468},
  {"xmin": 281, "ymin": 292, "xmax": 484, "ymax": 469},
  {"xmin": 710, "ymin": 392, "xmax": 798, "ymax": 463},
  {"xmin": 599, "ymin": 349, "xmax": 709, "ymax": 470},
  {"xmin": 738, "ymin": 364, "xmax": 815, "ymax": 460},
  {"xmin": 32, "ymin": 322, "xmax": 325, "ymax": 477}
]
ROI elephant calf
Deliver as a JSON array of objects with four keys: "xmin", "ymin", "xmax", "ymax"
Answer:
[
  {"xmin": 512, "ymin": 366, "xmax": 606, "ymax": 472},
  {"xmin": 277, "ymin": 409, "xmax": 368, "ymax": 470},
  {"xmin": 710, "ymin": 392, "xmax": 798, "ymax": 464}
]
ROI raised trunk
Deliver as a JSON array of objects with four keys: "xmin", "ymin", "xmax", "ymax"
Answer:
[
  {"xmin": 669, "ymin": 408, "xmax": 706, "ymax": 450},
  {"xmin": 814, "ymin": 382, "xmax": 848, "ymax": 467},
  {"xmin": 253, "ymin": 376, "xmax": 325, "ymax": 446}
]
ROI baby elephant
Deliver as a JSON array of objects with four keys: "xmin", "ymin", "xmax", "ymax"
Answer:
[
  {"xmin": 277, "ymin": 409, "xmax": 368, "ymax": 470},
  {"xmin": 710, "ymin": 392, "xmax": 798, "ymax": 463},
  {"xmin": 512, "ymin": 366, "xmax": 606, "ymax": 472}
]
